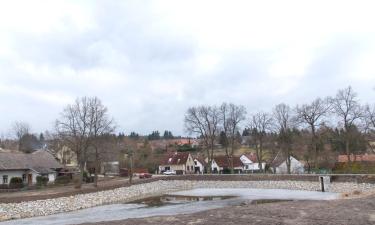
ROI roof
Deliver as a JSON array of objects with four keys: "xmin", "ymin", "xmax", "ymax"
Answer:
[
  {"xmin": 213, "ymin": 155, "xmax": 243, "ymax": 168},
  {"xmin": 30, "ymin": 167, "xmax": 55, "ymax": 174},
  {"xmin": 271, "ymin": 151, "xmax": 301, "ymax": 167},
  {"xmin": 338, "ymin": 154, "xmax": 375, "ymax": 163},
  {"xmin": 194, "ymin": 157, "xmax": 207, "ymax": 166},
  {"xmin": 161, "ymin": 152, "xmax": 191, "ymax": 165},
  {"xmin": 243, "ymin": 153, "xmax": 258, "ymax": 163},
  {"xmin": 0, "ymin": 150, "xmax": 62, "ymax": 171}
]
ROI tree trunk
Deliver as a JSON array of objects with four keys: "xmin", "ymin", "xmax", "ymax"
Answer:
[
  {"xmin": 206, "ymin": 147, "xmax": 212, "ymax": 174},
  {"xmin": 258, "ymin": 139, "xmax": 263, "ymax": 173},
  {"xmin": 76, "ymin": 162, "xmax": 84, "ymax": 189},
  {"xmin": 129, "ymin": 153, "xmax": 133, "ymax": 185},
  {"xmin": 230, "ymin": 157, "xmax": 234, "ymax": 174},
  {"xmin": 93, "ymin": 147, "xmax": 99, "ymax": 188},
  {"xmin": 345, "ymin": 138, "xmax": 351, "ymax": 173},
  {"xmin": 224, "ymin": 145, "xmax": 231, "ymax": 174},
  {"xmin": 311, "ymin": 126, "xmax": 319, "ymax": 171},
  {"xmin": 286, "ymin": 152, "xmax": 291, "ymax": 174},
  {"xmin": 209, "ymin": 140, "xmax": 215, "ymax": 174},
  {"xmin": 230, "ymin": 139, "xmax": 234, "ymax": 174}
]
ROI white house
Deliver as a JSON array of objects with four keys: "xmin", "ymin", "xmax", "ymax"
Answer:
[
  {"xmin": 0, "ymin": 150, "xmax": 62, "ymax": 186},
  {"xmin": 193, "ymin": 158, "xmax": 206, "ymax": 174},
  {"xmin": 272, "ymin": 152, "xmax": 305, "ymax": 174},
  {"xmin": 159, "ymin": 152, "xmax": 195, "ymax": 175},
  {"xmin": 240, "ymin": 153, "xmax": 266, "ymax": 173},
  {"xmin": 210, "ymin": 156, "xmax": 244, "ymax": 174}
]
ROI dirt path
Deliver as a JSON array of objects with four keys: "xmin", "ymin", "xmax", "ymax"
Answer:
[{"xmin": 80, "ymin": 195, "xmax": 375, "ymax": 225}]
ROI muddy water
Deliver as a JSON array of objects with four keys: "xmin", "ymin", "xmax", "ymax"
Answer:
[
  {"xmin": 130, "ymin": 195, "xmax": 235, "ymax": 207},
  {"xmin": 0, "ymin": 188, "xmax": 339, "ymax": 225}
]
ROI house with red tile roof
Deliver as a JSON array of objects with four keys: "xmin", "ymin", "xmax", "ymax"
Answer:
[
  {"xmin": 158, "ymin": 152, "xmax": 195, "ymax": 175},
  {"xmin": 173, "ymin": 138, "xmax": 199, "ymax": 147},
  {"xmin": 240, "ymin": 153, "xmax": 266, "ymax": 173},
  {"xmin": 337, "ymin": 154, "xmax": 375, "ymax": 163},
  {"xmin": 210, "ymin": 155, "xmax": 244, "ymax": 174}
]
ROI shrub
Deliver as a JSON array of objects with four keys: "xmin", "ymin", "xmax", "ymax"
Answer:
[
  {"xmin": 36, "ymin": 176, "xmax": 49, "ymax": 186},
  {"xmin": 9, "ymin": 177, "xmax": 24, "ymax": 189},
  {"xmin": 54, "ymin": 176, "xmax": 71, "ymax": 185},
  {"xmin": 333, "ymin": 162, "xmax": 375, "ymax": 174},
  {"xmin": 83, "ymin": 171, "xmax": 94, "ymax": 183},
  {"xmin": 222, "ymin": 168, "xmax": 231, "ymax": 174},
  {"xmin": 0, "ymin": 184, "xmax": 9, "ymax": 189}
]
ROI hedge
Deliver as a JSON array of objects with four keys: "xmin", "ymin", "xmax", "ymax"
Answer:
[
  {"xmin": 36, "ymin": 176, "xmax": 49, "ymax": 186},
  {"xmin": 54, "ymin": 176, "xmax": 71, "ymax": 185},
  {"xmin": 9, "ymin": 177, "xmax": 24, "ymax": 189}
]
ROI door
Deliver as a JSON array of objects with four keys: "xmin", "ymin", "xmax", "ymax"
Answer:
[{"xmin": 28, "ymin": 174, "xmax": 32, "ymax": 186}]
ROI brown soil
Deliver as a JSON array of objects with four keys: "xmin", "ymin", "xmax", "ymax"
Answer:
[{"xmin": 80, "ymin": 195, "xmax": 375, "ymax": 225}]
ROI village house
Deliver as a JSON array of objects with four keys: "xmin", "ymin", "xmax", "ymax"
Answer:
[
  {"xmin": 55, "ymin": 145, "xmax": 78, "ymax": 168},
  {"xmin": 193, "ymin": 157, "xmax": 207, "ymax": 174},
  {"xmin": 159, "ymin": 152, "xmax": 195, "ymax": 175},
  {"xmin": 240, "ymin": 153, "xmax": 266, "ymax": 173},
  {"xmin": 173, "ymin": 138, "xmax": 200, "ymax": 148},
  {"xmin": 0, "ymin": 150, "xmax": 62, "ymax": 186},
  {"xmin": 271, "ymin": 152, "xmax": 305, "ymax": 174},
  {"xmin": 337, "ymin": 154, "xmax": 375, "ymax": 163},
  {"xmin": 210, "ymin": 155, "xmax": 244, "ymax": 174}
]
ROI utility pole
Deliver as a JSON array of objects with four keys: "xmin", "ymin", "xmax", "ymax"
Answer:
[{"xmin": 128, "ymin": 147, "xmax": 134, "ymax": 185}]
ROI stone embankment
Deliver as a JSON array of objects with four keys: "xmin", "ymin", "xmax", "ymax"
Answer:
[{"xmin": 1, "ymin": 180, "xmax": 374, "ymax": 222}]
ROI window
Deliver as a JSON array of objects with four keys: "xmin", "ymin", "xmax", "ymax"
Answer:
[
  {"xmin": 22, "ymin": 174, "xmax": 26, "ymax": 183},
  {"xmin": 191, "ymin": 166, "xmax": 194, "ymax": 171},
  {"xmin": 187, "ymin": 166, "xmax": 190, "ymax": 171},
  {"xmin": 3, "ymin": 175, "xmax": 8, "ymax": 184}
]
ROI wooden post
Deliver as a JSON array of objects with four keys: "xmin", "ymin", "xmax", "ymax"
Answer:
[
  {"xmin": 320, "ymin": 176, "xmax": 325, "ymax": 192},
  {"xmin": 128, "ymin": 148, "xmax": 133, "ymax": 185}
]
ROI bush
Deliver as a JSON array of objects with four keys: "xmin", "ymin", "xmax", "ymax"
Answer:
[
  {"xmin": 333, "ymin": 162, "xmax": 375, "ymax": 174},
  {"xmin": 9, "ymin": 177, "xmax": 24, "ymax": 189},
  {"xmin": 36, "ymin": 176, "xmax": 49, "ymax": 186},
  {"xmin": 54, "ymin": 176, "xmax": 71, "ymax": 185},
  {"xmin": 222, "ymin": 168, "xmax": 231, "ymax": 174},
  {"xmin": 83, "ymin": 171, "xmax": 94, "ymax": 183},
  {"xmin": 0, "ymin": 184, "xmax": 9, "ymax": 189}
]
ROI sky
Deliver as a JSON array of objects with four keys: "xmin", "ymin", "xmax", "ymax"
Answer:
[{"xmin": 0, "ymin": 0, "xmax": 375, "ymax": 137}]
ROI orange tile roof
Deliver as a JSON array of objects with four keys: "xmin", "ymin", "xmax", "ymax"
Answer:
[{"xmin": 338, "ymin": 154, "xmax": 375, "ymax": 163}]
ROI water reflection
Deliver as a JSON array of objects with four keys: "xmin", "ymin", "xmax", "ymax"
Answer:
[{"xmin": 131, "ymin": 195, "xmax": 235, "ymax": 207}]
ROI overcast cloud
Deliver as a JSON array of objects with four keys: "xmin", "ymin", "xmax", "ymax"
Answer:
[{"xmin": 0, "ymin": 0, "xmax": 375, "ymax": 136}]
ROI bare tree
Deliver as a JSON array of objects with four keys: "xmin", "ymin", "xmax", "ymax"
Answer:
[
  {"xmin": 12, "ymin": 121, "xmax": 31, "ymax": 140},
  {"xmin": 88, "ymin": 97, "xmax": 115, "ymax": 187},
  {"xmin": 248, "ymin": 112, "xmax": 273, "ymax": 172},
  {"xmin": 295, "ymin": 97, "xmax": 331, "ymax": 170},
  {"xmin": 185, "ymin": 105, "xmax": 221, "ymax": 173},
  {"xmin": 220, "ymin": 103, "xmax": 246, "ymax": 173},
  {"xmin": 273, "ymin": 103, "xmax": 296, "ymax": 174},
  {"xmin": 331, "ymin": 86, "xmax": 363, "ymax": 163},
  {"xmin": 56, "ymin": 97, "xmax": 115, "ymax": 188},
  {"xmin": 11, "ymin": 121, "xmax": 31, "ymax": 150},
  {"xmin": 364, "ymin": 104, "xmax": 375, "ymax": 131},
  {"xmin": 363, "ymin": 104, "xmax": 375, "ymax": 152}
]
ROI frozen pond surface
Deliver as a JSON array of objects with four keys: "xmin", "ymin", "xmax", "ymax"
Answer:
[
  {"xmin": 0, "ymin": 188, "xmax": 339, "ymax": 225},
  {"xmin": 172, "ymin": 188, "xmax": 339, "ymax": 200}
]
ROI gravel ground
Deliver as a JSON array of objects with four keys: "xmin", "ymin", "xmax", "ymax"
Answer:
[
  {"xmin": 1, "ymin": 180, "xmax": 374, "ymax": 222},
  {"xmin": 83, "ymin": 195, "xmax": 375, "ymax": 225}
]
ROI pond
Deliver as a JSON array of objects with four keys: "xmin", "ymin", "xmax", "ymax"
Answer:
[{"xmin": 0, "ymin": 188, "xmax": 339, "ymax": 225}]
